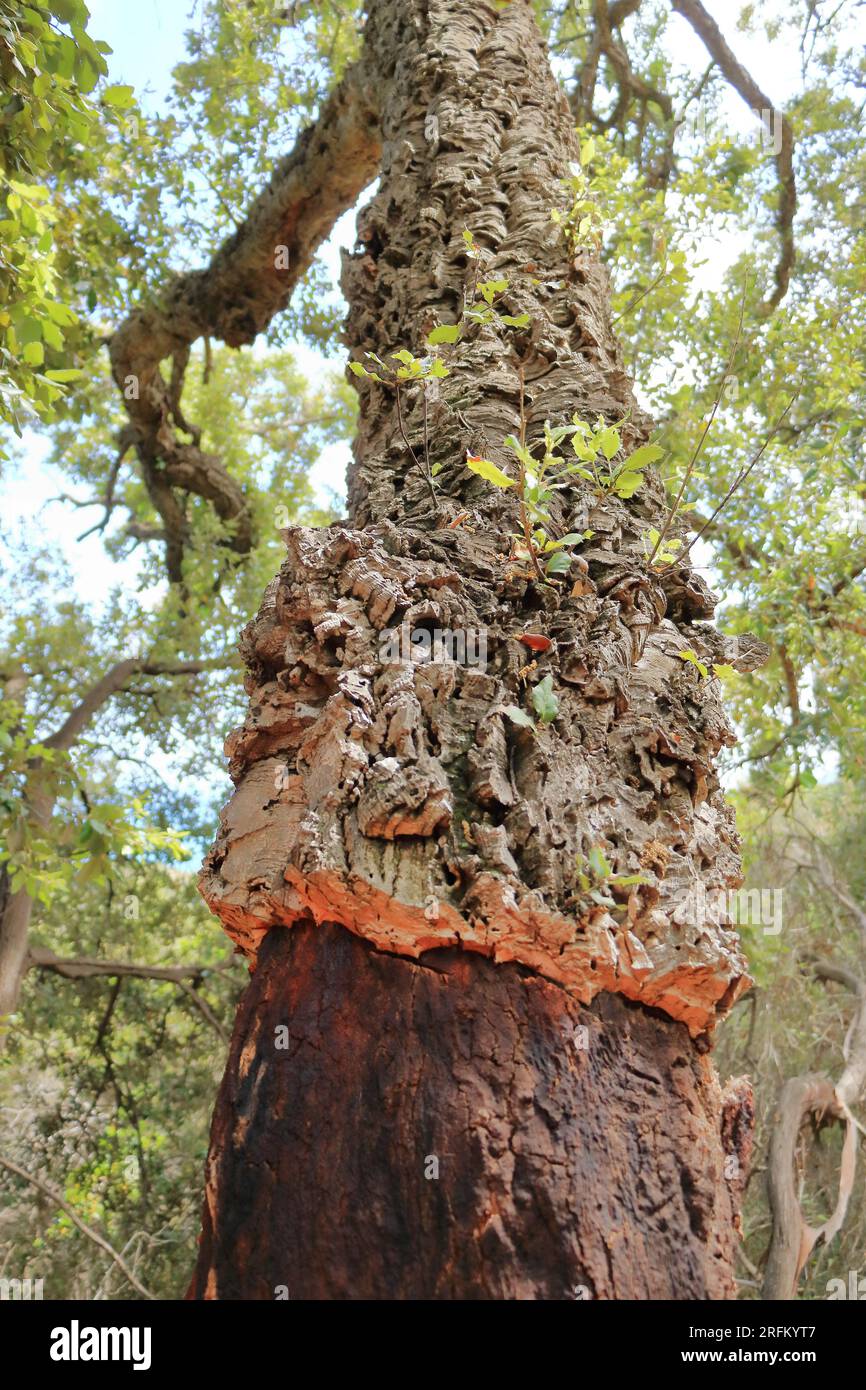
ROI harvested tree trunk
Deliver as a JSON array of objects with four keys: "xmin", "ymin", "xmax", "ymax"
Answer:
[
  {"xmin": 190, "ymin": 923, "xmax": 748, "ymax": 1299},
  {"xmin": 190, "ymin": 0, "xmax": 758, "ymax": 1299}
]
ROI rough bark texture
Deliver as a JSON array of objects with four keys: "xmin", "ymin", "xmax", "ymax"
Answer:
[
  {"xmin": 192, "ymin": 0, "xmax": 758, "ymax": 1299},
  {"xmin": 201, "ymin": 0, "xmax": 753, "ymax": 1039},
  {"xmin": 189, "ymin": 922, "xmax": 749, "ymax": 1300}
]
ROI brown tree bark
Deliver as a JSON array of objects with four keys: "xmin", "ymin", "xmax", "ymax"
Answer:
[
  {"xmin": 189, "ymin": 923, "xmax": 748, "ymax": 1300},
  {"xmin": 190, "ymin": 0, "xmax": 758, "ymax": 1299}
]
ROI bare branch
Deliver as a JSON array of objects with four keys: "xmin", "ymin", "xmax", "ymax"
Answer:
[
  {"xmin": 671, "ymin": 0, "xmax": 796, "ymax": 311},
  {"xmin": 27, "ymin": 946, "xmax": 231, "ymax": 985},
  {"xmin": 45, "ymin": 658, "xmax": 233, "ymax": 754},
  {"xmin": 763, "ymin": 958, "xmax": 866, "ymax": 1298},
  {"xmin": 0, "ymin": 1153, "xmax": 155, "ymax": 1299},
  {"xmin": 28, "ymin": 948, "xmax": 234, "ymax": 1045}
]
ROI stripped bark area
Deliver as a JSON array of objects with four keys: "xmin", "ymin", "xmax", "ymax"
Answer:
[
  {"xmin": 192, "ymin": 0, "xmax": 759, "ymax": 1298},
  {"xmin": 189, "ymin": 922, "xmax": 746, "ymax": 1300},
  {"xmin": 202, "ymin": 519, "xmax": 753, "ymax": 1037}
]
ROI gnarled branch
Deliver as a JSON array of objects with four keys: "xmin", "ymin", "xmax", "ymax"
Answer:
[
  {"xmin": 763, "ymin": 958, "xmax": 866, "ymax": 1298},
  {"xmin": 108, "ymin": 59, "xmax": 382, "ymax": 582},
  {"xmin": 0, "ymin": 657, "xmax": 234, "ymax": 1029},
  {"xmin": 0, "ymin": 1153, "xmax": 155, "ymax": 1299}
]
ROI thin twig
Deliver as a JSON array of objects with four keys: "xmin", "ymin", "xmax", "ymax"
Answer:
[
  {"xmin": 648, "ymin": 282, "xmax": 748, "ymax": 563},
  {"xmin": 395, "ymin": 382, "xmax": 437, "ymax": 505},
  {"xmin": 516, "ymin": 366, "xmax": 546, "ymax": 585},
  {"xmin": 0, "ymin": 1153, "xmax": 156, "ymax": 1299},
  {"xmin": 675, "ymin": 393, "xmax": 797, "ymax": 568},
  {"xmin": 611, "ymin": 261, "xmax": 670, "ymax": 325}
]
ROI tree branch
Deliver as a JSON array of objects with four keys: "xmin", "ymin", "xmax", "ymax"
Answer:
[
  {"xmin": 45, "ymin": 658, "xmax": 233, "ymax": 754},
  {"xmin": 0, "ymin": 1153, "xmax": 155, "ymax": 1299},
  {"xmin": 0, "ymin": 658, "xmax": 234, "ymax": 1029},
  {"xmin": 763, "ymin": 956, "xmax": 866, "ymax": 1298},
  {"xmin": 27, "ymin": 946, "xmax": 230, "ymax": 984},
  {"xmin": 28, "ymin": 948, "xmax": 234, "ymax": 1044},
  {"xmin": 671, "ymin": 0, "xmax": 796, "ymax": 312},
  {"xmin": 108, "ymin": 58, "xmax": 381, "ymax": 581}
]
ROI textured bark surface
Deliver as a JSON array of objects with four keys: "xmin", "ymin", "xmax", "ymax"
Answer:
[
  {"xmin": 189, "ymin": 922, "xmax": 749, "ymax": 1300},
  {"xmin": 193, "ymin": 0, "xmax": 758, "ymax": 1299},
  {"xmin": 201, "ymin": 0, "xmax": 755, "ymax": 1039}
]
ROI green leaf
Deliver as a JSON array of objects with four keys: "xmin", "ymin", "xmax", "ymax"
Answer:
[
  {"xmin": 42, "ymin": 321, "xmax": 64, "ymax": 351},
  {"xmin": 597, "ymin": 425, "xmax": 621, "ymax": 461},
  {"xmin": 43, "ymin": 368, "xmax": 83, "ymax": 382},
  {"xmin": 348, "ymin": 361, "xmax": 367, "ymax": 377},
  {"xmin": 571, "ymin": 433, "xmax": 596, "ymax": 463},
  {"xmin": 23, "ymin": 341, "xmax": 44, "ymax": 367},
  {"xmin": 619, "ymin": 443, "xmax": 663, "ymax": 473},
  {"xmin": 503, "ymin": 705, "xmax": 535, "ymax": 730},
  {"xmin": 587, "ymin": 845, "xmax": 611, "ymax": 880},
  {"xmin": 530, "ymin": 674, "xmax": 558, "ymax": 723},
  {"xmin": 102, "ymin": 83, "xmax": 135, "ymax": 108},
  {"xmin": 50, "ymin": 0, "xmax": 87, "ymax": 22},
  {"xmin": 427, "ymin": 323, "xmax": 461, "ymax": 346},
  {"xmin": 479, "ymin": 278, "xmax": 508, "ymax": 304},
  {"xmin": 499, "ymin": 313, "xmax": 531, "ymax": 329},
  {"xmin": 613, "ymin": 470, "xmax": 645, "ymax": 499},
  {"xmin": 75, "ymin": 54, "xmax": 100, "ymax": 94},
  {"xmin": 545, "ymin": 550, "xmax": 572, "ymax": 575},
  {"xmin": 503, "ymin": 434, "xmax": 534, "ymax": 468},
  {"xmin": 678, "ymin": 649, "xmax": 709, "ymax": 679},
  {"xmin": 466, "ymin": 454, "xmax": 515, "ymax": 488}
]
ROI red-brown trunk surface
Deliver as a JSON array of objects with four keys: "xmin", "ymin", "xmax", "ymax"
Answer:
[{"xmin": 189, "ymin": 922, "xmax": 748, "ymax": 1299}]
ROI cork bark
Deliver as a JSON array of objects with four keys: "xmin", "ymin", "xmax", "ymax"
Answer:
[{"xmin": 191, "ymin": 0, "xmax": 757, "ymax": 1299}]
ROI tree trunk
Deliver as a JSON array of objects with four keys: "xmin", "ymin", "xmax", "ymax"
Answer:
[{"xmin": 190, "ymin": 0, "xmax": 755, "ymax": 1299}]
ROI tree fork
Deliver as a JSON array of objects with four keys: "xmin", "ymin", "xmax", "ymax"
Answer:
[{"xmin": 191, "ymin": 0, "xmax": 757, "ymax": 1299}]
